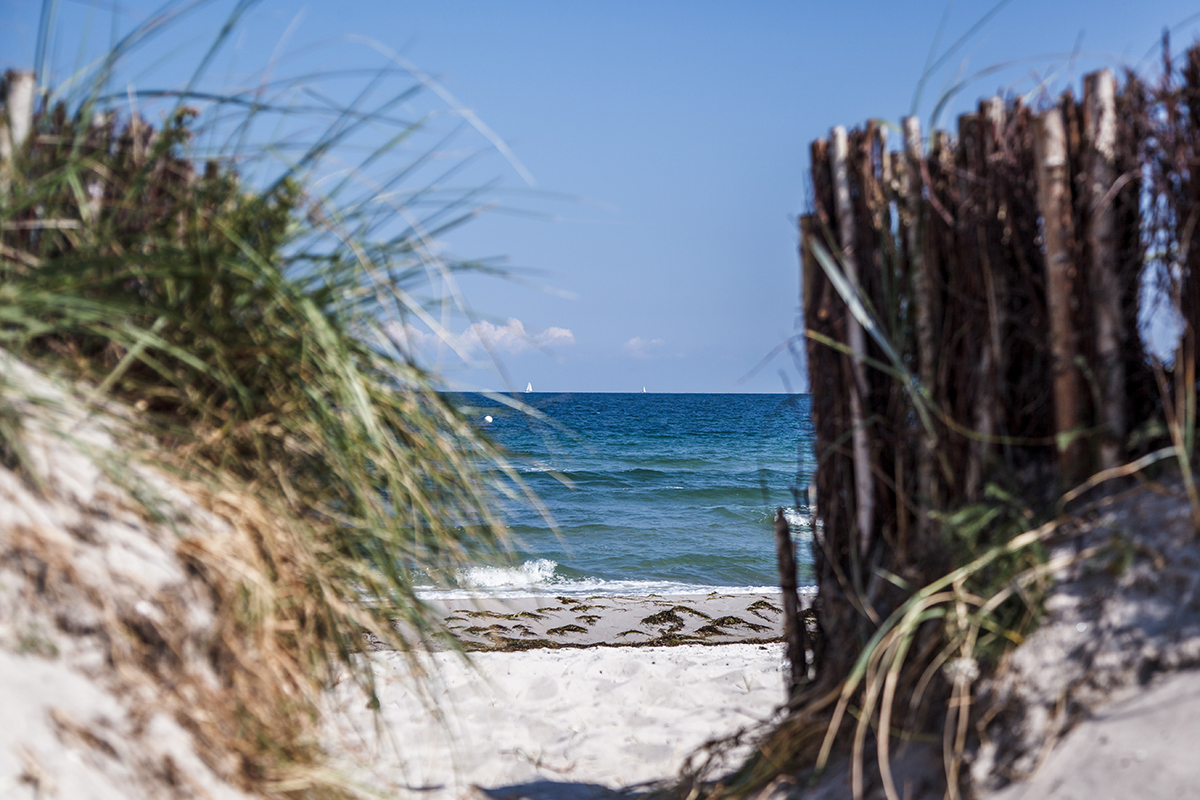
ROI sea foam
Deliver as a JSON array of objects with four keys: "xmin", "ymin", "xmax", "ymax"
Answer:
[
  {"xmin": 415, "ymin": 558, "xmax": 813, "ymax": 600},
  {"xmin": 456, "ymin": 558, "xmax": 560, "ymax": 590}
]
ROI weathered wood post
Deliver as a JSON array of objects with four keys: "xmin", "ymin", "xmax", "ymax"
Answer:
[
  {"xmin": 902, "ymin": 115, "xmax": 938, "ymax": 540},
  {"xmin": 800, "ymin": 213, "xmax": 821, "ymax": 343},
  {"xmin": 830, "ymin": 125, "xmax": 875, "ymax": 557},
  {"xmin": 1, "ymin": 71, "xmax": 36, "ymax": 199},
  {"xmin": 2, "ymin": 70, "xmax": 35, "ymax": 150},
  {"xmin": 958, "ymin": 111, "xmax": 997, "ymax": 500},
  {"xmin": 969, "ymin": 98, "xmax": 1008, "ymax": 497},
  {"xmin": 981, "ymin": 95, "xmax": 1007, "ymax": 379},
  {"xmin": 1034, "ymin": 105, "xmax": 1084, "ymax": 481},
  {"xmin": 774, "ymin": 508, "xmax": 808, "ymax": 695},
  {"xmin": 1083, "ymin": 69, "xmax": 1125, "ymax": 470}
]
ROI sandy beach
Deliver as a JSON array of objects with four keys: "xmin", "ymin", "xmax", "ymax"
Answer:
[{"xmin": 323, "ymin": 593, "xmax": 791, "ymax": 799}]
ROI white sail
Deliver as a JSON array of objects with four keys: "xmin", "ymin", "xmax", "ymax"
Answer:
[{"xmin": 525, "ymin": 382, "xmax": 533, "ymax": 393}]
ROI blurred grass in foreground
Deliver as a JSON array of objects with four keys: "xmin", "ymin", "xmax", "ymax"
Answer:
[{"xmin": 2, "ymin": 1, "xmax": 536, "ymax": 793}]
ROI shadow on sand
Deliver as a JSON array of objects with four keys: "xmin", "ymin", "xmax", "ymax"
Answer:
[{"xmin": 478, "ymin": 779, "xmax": 654, "ymax": 800}]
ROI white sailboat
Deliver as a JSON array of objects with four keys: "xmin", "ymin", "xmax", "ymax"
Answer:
[
  {"xmin": 525, "ymin": 382, "xmax": 533, "ymax": 393},
  {"xmin": 642, "ymin": 386, "xmax": 647, "ymax": 393}
]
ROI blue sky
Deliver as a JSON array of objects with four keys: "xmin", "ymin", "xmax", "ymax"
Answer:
[{"xmin": 3, "ymin": 1, "xmax": 1199, "ymax": 392}]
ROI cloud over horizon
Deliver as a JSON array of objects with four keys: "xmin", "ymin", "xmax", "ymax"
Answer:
[
  {"xmin": 621, "ymin": 336, "xmax": 665, "ymax": 358},
  {"xmin": 387, "ymin": 317, "xmax": 576, "ymax": 357},
  {"xmin": 462, "ymin": 318, "xmax": 576, "ymax": 354},
  {"xmin": 383, "ymin": 320, "xmax": 433, "ymax": 353}
]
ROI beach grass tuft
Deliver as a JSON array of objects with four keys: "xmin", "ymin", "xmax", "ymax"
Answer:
[{"xmin": 1, "ymin": 1, "xmax": 540, "ymax": 794}]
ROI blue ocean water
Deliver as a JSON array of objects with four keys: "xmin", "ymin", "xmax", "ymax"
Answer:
[{"xmin": 420, "ymin": 393, "xmax": 815, "ymax": 598}]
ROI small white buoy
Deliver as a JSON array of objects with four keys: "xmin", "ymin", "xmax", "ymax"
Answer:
[{"xmin": 483, "ymin": 415, "xmax": 493, "ymax": 423}]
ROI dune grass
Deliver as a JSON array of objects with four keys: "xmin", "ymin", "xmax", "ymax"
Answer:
[{"xmin": 2, "ymin": 2, "xmax": 538, "ymax": 793}]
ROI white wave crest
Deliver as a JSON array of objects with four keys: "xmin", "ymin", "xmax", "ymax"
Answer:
[
  {"xmin": 783, "ymin": 506, "xmax": 812, "ymax": 536},
  {"xmin": 456, "ymin": 558, "xmax": 561, "ymax": 590},
  {"xmin": 415, "ymin": 557, "xmax": 813, "ymax": 600}
]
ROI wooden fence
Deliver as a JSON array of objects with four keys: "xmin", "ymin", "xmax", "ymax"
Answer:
[{"xmin": 798, "ymin": 45, "xmax": 1200, "ymax": 674}]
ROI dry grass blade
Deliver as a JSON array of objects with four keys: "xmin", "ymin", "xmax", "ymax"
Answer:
[
  {"xmin": 814, "ymin": 517, "xmax": 1062, "ymax": 774},
  {"xmin": 1057, "ymin": 446, "xmax": 1178, "ymax": 508},
  {"xmin": 1152, "ymin": 344, "xmax": 1200, "ymax": 535}
]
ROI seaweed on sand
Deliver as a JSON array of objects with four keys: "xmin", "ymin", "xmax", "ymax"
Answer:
[
  {"xmin": 747, "ymin": 600, "xmax": 782, "ymax": 621},
  {"xmin": 641, "ymin": 604, "xmax": 713, "ymax": 634}
]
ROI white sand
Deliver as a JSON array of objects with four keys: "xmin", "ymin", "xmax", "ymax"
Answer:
[
  {"xmin": 0, "ymin": 351, "xmax": 790, "ymax": 799},
  {"xmin": 986, "ymin": 669, "xmax": 1200, "ymax": 800},
  {"xmin": 324, "ymin": 642, "xmax": 787, "ymax": 799},
  {"xmin": 0, "ymin": 354, "xmax": 256, "ymax": 800}
]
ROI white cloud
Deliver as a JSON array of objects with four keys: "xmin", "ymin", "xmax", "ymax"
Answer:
[
  {"xmin": 383, "ymin": 317, "xmax": 576, "ymax": 357},
  {"xmin": 383, "ymin": 320, "xmax": 434, "ymax": 352},
  {"xmin": 462, "ymin": 318, "xmax": 576, "ymax": 355},
  {"xmin": 621, "ymin": 336, "xmax": 665, "ymax": 358},
  {"xmin": 537, "ymin": 326, "xmax": 576, "ymax": 348}
]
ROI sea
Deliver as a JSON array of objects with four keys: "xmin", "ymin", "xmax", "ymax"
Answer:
[{"xmin": 416, "ymin": 392, "xmax": 817, "ymax": 599}]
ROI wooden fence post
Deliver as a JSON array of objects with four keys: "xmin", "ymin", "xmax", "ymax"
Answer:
[
  {"xmin": 976, "ymin": 99, "xmax": 1007, "ymax": 491},
  {"xmin": 800, "ymin": 214, "xmax": 819, "ymax": 331},
  {"xmin": 774, "ymin": 508, "xmax": 808, "ymax": 695},
  {"xmin": 902, "ymin": 116, "xmax": 938, "ymax": 536},
  {"xmin": 1034, "ymin": 106, "xmax": 1084, "ymax": 481},
  {"xmin": 830, "ymin": 125, "xmax": 875, "ymax": 557},
  {"xmin": 1084, "ymin": 69, "xmax": 1125, "ymax": 469},
  {"xmin": 4, "ymin": 71, "xmax": 35, "ymax": 150},
  {"xmin": 959, "ymin": 111, "xmax": 996, "ymax": 500},
  {"xmin": 981, "ymin": 96, "xmax": 1007, "ymax": 384},
  {"xmin": 1, "ymin": 71, "xmax": 37, "ymax": 199}
]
